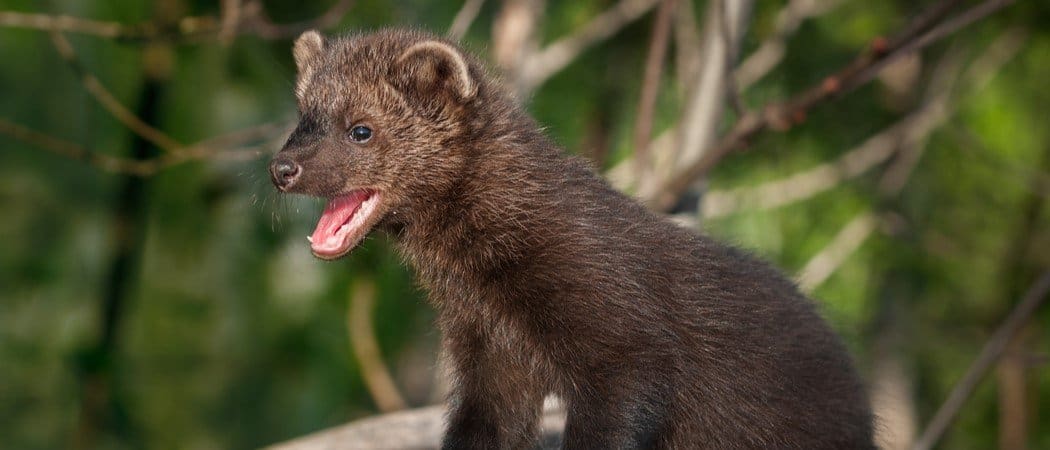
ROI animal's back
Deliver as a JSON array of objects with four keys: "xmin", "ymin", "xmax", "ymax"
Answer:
[{"xmin": 551, "ymin": 163, "xmax": 875, "ymax": 448}]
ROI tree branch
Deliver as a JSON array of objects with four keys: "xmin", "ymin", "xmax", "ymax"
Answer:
[
  {"xmin": 734, "ymin": 0, "xmax": 840, "ymax": 90},
  {"xmin": 671, "ymin": 0, "xmax": 751, "ymax": 180},
  {"xmin": 0, "ymin": 118, "xmax": 285, "ymax": 176},
  {"xmin": 348, "ymin": 277, "xmax": 407, "ymax": 412},
  {"xmin": 631, "ymin": 0, "xmax": 676, "ymax": 192},
  {"xmin": 912, "ymin": 272, "xmax": 1050, "ymax": 450},
  {"xmin": 267, "ymin": 398, "xmax": 568, "ymax": 449},
  {"xmin": 519, "ymin": 0, "xmax": 660, "ymax": 93},
  {"xmin": 0, "ymin": 0, "xmax": 352, "ymax": 43},
  {"xmin": 448, "ymin": 0, "xmax": 486, "ymax": 41},
  {"xmin": 50, "ymin": 32, "xmax": 184, "ymax": 154},
  {"xmin": 796, "ymin": 212, "xmax": 879, "ymax": 292},
  {"xmin": 648, "ymin": 0, "xmax": 1013, "ymax": 213}
]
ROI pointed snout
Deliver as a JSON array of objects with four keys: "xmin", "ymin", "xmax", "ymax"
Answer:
[{"xmin": 270, "ymin": 157, "xmax": 302, "ymax": 191}]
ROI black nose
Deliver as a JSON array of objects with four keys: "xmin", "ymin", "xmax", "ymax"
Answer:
[{"xmin": 270, "ymin": 158, "xmax": 301, "ymax": 191}]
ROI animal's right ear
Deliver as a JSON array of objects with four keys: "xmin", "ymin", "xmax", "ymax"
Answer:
[
  {"xmin": 293, "ymin": 30, "xmax": 325, "ymax": 98},
  {"xmin": 387, "ymin": 40, "xmax": 478, "ymax": 116}
]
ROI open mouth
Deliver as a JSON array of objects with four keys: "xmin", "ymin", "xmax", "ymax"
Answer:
[{"xmin": 308, "ymin": 189, "xmax": 382, "ymax": 260}]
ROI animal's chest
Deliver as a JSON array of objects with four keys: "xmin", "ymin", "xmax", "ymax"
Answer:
[{"xmin": 430, "ymin": 274, "xmax": 563, "ymax": 380}]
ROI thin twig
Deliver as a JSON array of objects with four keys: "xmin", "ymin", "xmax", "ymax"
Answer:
[
  {"xmin": 492, "ymin": 0, "xmax": 542, "ymax": 96},
  {"xmin": 0, "ymin": 11, "xmax": 143, "ymax": 39},
  {"xmin": 520, "ymin": 0, "xmax": 661, "ymax": 93},
  {"xmin": 845, "ymin": 0, "xmax": 1012, "ymax": 92},
  {"xmin": 796, "ymin": 212, "xmax": 879, "ymax": 292},
  {"xmin": 717, "ymin": 0, "xmax": 747, "ymax": 116},
  {"xmin": 0, "ymin": 0, "xmax": 352, "ymax": 43},
  {"xmin": 912, "ymin": 272, "xmax": 1050, "ymax": 450},
  {"xmin": 348, "ymin": 277, "xmax": 407, "ymax": 412},
  {"xmin": 448, "ymin": 0, "xmax": 486, "ymax": 41},
  {"xmin": 670, "ymin": 0, "xmax": 752, "ymax": 190},
  {"xmin": 672, "ymin": 0, "xmax": 702, "ymax": 90},
  {"xmin": 648, "ymin": 0, "xmax": 1013, "ymax": 212},
  {"xmin": 702, "ymin": 119, "xmax": 907, "ymax": 218},
  {"xmin": 734, "ymin": 0, "xmax": 840, "ymax": 90},
  {"xmin": 631, "ymin": 0, "xmax": 676, "ymax": 190},
  {"xmin": 0, "ymin": 118, "xmax": 153, "ymax": 175},
  {"xmin": 789, "ymin": 26, "xmax": 1024, "ymax": 291},
  {"xmin": 243, "ymin": 0, "xmax": 353, "ymax": 40},
  {"xmin": 707, "ymin": 26, "xmax": 1026, "ymax": 219},
  {"xmin": 1, "ymin": 118, "xmax": 276, "ymax": 176},
  {"xmin": 218, "ymin": 0, "xmax": 242, "ymax": 45},
  {"xmin": 49, "ymin": 32, "xmax": 185, "ymax": 155}
]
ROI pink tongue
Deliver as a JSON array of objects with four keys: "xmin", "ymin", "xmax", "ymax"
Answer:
[{"xmin": 310, "ymin": 192, "xmax": 368, "ymax": 245}]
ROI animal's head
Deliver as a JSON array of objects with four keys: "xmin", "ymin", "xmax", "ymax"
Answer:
[{"xmin": 269, "ymin": 29, "xmax": 486, "ymax": 260}]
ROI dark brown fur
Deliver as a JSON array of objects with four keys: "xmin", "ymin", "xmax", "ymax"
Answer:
[{"xmin": 271, "ymin": 28, "xmax": 874, "ymax": 449}]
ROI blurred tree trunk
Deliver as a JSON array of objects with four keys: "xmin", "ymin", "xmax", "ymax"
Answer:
[
  {"xmin": 992, "ymin": 144, "xmax": 1050, "ymax": 450},
  {"xmin": 997, "ymin": 330, "xmax": 1029, "ymax": 450},
  {"xmin": 72, "ymin": 2, "xmax": 177, "ymax": 448}
]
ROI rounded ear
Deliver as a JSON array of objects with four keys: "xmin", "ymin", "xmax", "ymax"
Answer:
[
  {"xmin": 293, "ymin": 30, "xmax": 325, "ymax": 97},
  {"xmin": 388, "ymin": 40, "xmax": 478, "ymax": 106}
]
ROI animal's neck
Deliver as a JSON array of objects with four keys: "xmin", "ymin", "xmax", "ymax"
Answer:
[{"xmin": 395, "ymin": 137, "xmax": 561, "ymax": 300}]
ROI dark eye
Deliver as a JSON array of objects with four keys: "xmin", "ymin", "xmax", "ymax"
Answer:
[{"xmin": 349, "ymin": 125, "xmax": 373, "ymax": 143}]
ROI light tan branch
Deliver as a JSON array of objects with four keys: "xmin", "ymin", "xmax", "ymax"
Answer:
[
  {"xmin": 519, "ymin": 0, "xmax": 660, "ymax": 93},
  {"xmin": 0, "ymin": 0, "xmax": 352, "ymax": 42},
  {"xmin": 734, "ymin": 0, "xmax": 840, "ymax": 90},
  {"xmin": 648, "ymin": 0, "xmax": 1013, "ymax": 212},
  {"xmin": 349, "ymin": 277, "xmax": 407, "ymax": 413},
  {"xmin": 0, "ymin": 11, "xmax": 139, "ymax": 38},
  {"xmin": 913, "ymin": 272, "xmax": 1050, "ymax": 450},
  {"xmin": 50, "ymin": 32, "xmax": 184, "ymax": 154},
  {"xmin": 267, "ymin": 399, "xmax": 568, "ymax": 450},
  {"xmin": 0, "ymin": 118, "xmax": 283, "ymax": 176},
  {"xmin": 448, "ymin": 0, "xmax": 486, "ymax": 41},
  {"xmin": 670, "ymin": 0, "xmax": 751, "ymax": 188},
  {"xmin": 796, "ymin": 212, "xmax": 879, "ymax": 293},
  {"xmin": 0, "ymin": 118, "xmax": 154, "ymax": 175},
  {"xmin": 631, "ymin": 0, "xmax": 676, "ymax": 192},
  {"xmin": 242, "ymin": 0, "xmax": 353, "ymax": 40}
]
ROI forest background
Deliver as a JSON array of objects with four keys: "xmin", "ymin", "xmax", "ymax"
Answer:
[{"xmin": 1, "ymin": 0, "xmax": 1048, "ymax": 449}]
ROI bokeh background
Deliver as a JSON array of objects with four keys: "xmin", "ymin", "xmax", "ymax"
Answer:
[{"xmin": 2, "ymin": 0, "xmax": 1048, "ymax": 449}]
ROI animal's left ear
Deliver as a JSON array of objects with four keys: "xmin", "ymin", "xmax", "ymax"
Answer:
[
  {"xmin": 388, "ymin": 40, "xmax": 478, "ymax": 108},
  {"xmin": 293, "ymin": 30, "xmax": 326, "ymax": 98}
]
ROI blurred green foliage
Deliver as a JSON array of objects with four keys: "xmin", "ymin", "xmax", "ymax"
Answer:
[{"xmin": 1, "ymin": 0, "xmax": 1049, "ymax": 449}]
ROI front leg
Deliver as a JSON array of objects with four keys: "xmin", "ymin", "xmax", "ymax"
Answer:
[
  {"xmin": 441, "ymin": 328, "xmax": 545, "ymax": 450},
  {"xmin": 562, "ymin": 375, "xmax": 670, "ymax": 450}
]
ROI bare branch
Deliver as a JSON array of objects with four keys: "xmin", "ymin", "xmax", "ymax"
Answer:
[
  {"xmin": 0, "ymin": 118, "xmax": 277, "ymax": 176},
  {"xmin": 0, "ymin": 0, "xmax": 352, "ymax": 42},
  {"xmin": 631, "ymin": 0, "xmax": 676, "ymax": 192},
  {"xmin": 267, "ymin": 399, "xmax": 568, "ymax": 449},
  {"xmin": 648, "ymin": 0, "xmax": 1014, "ymax": 212},
  {"xmin": 448, "ymin": 0, "xmax": 486, "ymax": 41},
  {"xmin": 788, "ymin": 27, "xmax": 1024, "ymax": 291},
  {"xmin": 796, "ymin": 212, "xmax": 878, "ymax": 292},
  {"xmin": 243, "ymin": 0, "xmax": 354, "ymax": 40},
  {"xmin": 845, "ymin": 0, "xmax": 1013, "ymax": 92},
  {"xmin": 0, "ymin": 118, "xmax": 153, "ymax": 175},
  {"xmin": 520, "ymin": 0, "xmax": 660, "ymax": 93},
  {"xmin": 671, "ymin": 0, "xmax": 702, "ymax": 90},
  {"xmin": 218, "ymin": 0, "xmax": 242, "ymax": 45},
  {"xmin": 734, "ymin": 0, "xmax": 840, "ymax": 90},
  {"xmin": 0, "ymin": 11, "xmax": 138, "ymax": 39},
  {"xmin": 492, "ymin": 0, "xmax": 543, "ymax": 95},
  {"xmin": 670, "ymin": 0, "xmax": 751, "ymax": 190},
  {"xmin": 717, "ymin": 0, "xmax": 747, "ymax": 116},
  {"xmin": 349, "ymin": 278, "xmax": 407, "ymax": 412},
  {"xmin": 49, "ymin": 32, "xmax": 184, "ymax": 154},
  {"xmin": 702, "ymin": 120, "xmax": 904, "ymax": 218},
  {"xmin": 705, "ymin": 26, "xmax": 1026, "ymax": 219},
  {"xmin": 913, "ymin": 272, "xmax": 1050, "ymax": 450}
]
